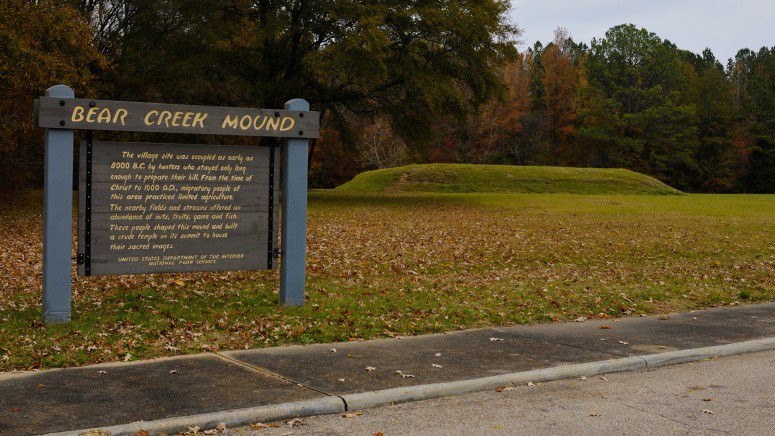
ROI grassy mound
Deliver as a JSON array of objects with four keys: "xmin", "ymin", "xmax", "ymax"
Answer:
[{"xmin": 335, "ymin": 163, "xmax": 682, "ymax": 195}]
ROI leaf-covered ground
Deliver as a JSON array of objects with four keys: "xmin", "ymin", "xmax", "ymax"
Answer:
[{"xmin": 1, "ymin": 190, "xmax": 773, "ymax": 372}]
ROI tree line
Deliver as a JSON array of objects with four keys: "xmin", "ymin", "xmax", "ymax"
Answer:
[
  {"xmin": 1, "ymin": 1, "xmax": 772, "ymax": 192},
  {"xmin": 419, "ymin": 26, "xmax": 774, "ymax": 193}
]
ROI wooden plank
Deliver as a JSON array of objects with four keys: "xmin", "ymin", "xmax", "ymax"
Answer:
[
  {"xmin": 37, "ymin": 97, "xmax": 320, "ymax": 138},
  {"xmin": 79, "ymin": 141, "xmax": 279, "ymax": 276}
]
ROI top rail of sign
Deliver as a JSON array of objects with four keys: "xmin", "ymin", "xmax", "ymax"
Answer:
[{"xmin": 35, "ymin": 97, "xmax": 320, "ymax": 139}]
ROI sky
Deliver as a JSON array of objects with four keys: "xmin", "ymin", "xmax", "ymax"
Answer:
[{"xmin": 509, "ymin": 0, "xmax": 774, "ymax": 63}]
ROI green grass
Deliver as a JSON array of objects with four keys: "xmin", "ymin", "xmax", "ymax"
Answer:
[
  {"xmin": 0, "ymin": 190, "xmax": 772, "ymax": 371},
  {"xmin": 335, "ymin": 164, "xmax": 683, "ymax": 195}
]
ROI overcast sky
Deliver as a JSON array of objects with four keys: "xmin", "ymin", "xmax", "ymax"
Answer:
[{"xmin": 509, "ymin": 0, "xmax": 774, "ymax": 62}]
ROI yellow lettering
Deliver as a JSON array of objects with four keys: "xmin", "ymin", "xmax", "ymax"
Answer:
[
  {"xmin": 144, "ymin": 110, "xmax": 158, "ymax": 126},
  {"xmin": 158, "ymin": 110, "xmax": 172, "ymax": 127},
  {"xmin": 265, "ymin": 116, "xmax": 280, "ymax": 131},
  {"xmin": 221, "ymin": 114, "xmax": 238, "ymax": 129},
  {"xmin": 192, "ymin": 112, "xmax": 207, "ymax": 128},
  {"xmin": 171, "ymin": 111, "xmax": 183, "ymax": 127},
  {"xmin": 97, "ymin": 108, "xmax": 111, "ymax": 123},
  {"xmin": 114, "ymin": 108, "xmax": 128, "ymax": 125},
  {"xmin": 71, "ymin": 106, "xmax": 85, "ymax": 122},
  {"xmin": 279, "ymin": 116, "xmax": 295, "ymax": 131},
  {"xmin": 253, "ymin": 115, "xmax": 267, "ymax": 130},
  {"xmin": 86, "ymin": 107, "xmax": 98, "ymax": 123},
  {"xmin": 239, "ymin": 115, "xmax": 252, "ymax": 130},
  {"xmin": 182, "ymin": 112, "xmax": 194, "ymax": 127}
]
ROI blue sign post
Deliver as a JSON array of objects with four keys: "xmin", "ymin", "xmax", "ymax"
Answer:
[
  {"xmin": 42, "ymin": 85, "xmax": 75, "ymax": 323},
  {"xmin": 280, "ymin": 99, "xmax": 310, "ymax": 306}
]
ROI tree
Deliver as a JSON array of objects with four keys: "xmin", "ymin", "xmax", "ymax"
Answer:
[
  {"xmin": 539, "ymin": 28, "xmax": 580, "ymax": 165},
  {"xmin": 355, "ymin": 116, "xmax": 407, "ymax": 169},
  {"xmin": 440, "ymin": 52, "xmax": 532, "ymax": 165},
  {"xmin": 91, "ymin": 1, "xmax": 516, "ymax": 141},
  {"xmin": 680, "ymin": 49, "xmax": 739, "ymax": 191},
  {"xmin": 728, "ymin": 47, "xmax": 775, "ymax": 192},
  {"xmin": 583, "ymin": 24, "xmax": 699, "ymax": 189},
  {"xmin": 0, "ymin": 0, "xmax": 105, "ymax": 187}
]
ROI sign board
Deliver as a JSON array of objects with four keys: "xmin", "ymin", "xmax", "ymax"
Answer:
[
  {"xmin": 36, "ymin": 97, "xmax": 320, "ymax": 138},
  {"xmin": 79, "ymin": 141, "xmax": 279, "ymax": 276}
]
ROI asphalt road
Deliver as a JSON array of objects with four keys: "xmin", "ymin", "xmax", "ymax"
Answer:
[{"xmin": 226, "ymin": 349, "xmax": 775, "ymax": 435}]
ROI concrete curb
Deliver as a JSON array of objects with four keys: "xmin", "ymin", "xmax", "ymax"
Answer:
[
  {"xmin": 342, "ymin": 356, "xmax": 646, "ymax": 411},
  {"xmin": 54, "ymin": 337, "xmax": 775, "ymax": 436},
  {"xmin": 48, "ymin": 397, "xmax": 345, "ymax": 436},
  {"xmin": 344, "ymin": 337, "xmax": 775, "ymax": 411}
]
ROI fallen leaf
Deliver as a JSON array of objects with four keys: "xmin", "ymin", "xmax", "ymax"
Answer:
[
  {"xmin": 374, "ymin": 433, "xmax": 384, "ymax": 436},
  {"xmin": 342, "ymin": 412, "xmax": 363, "ymax": 418},
  {"xmin": 249, "ymin": 423, "xmax": 269, "ymax": 430},
  {"xmin": 489, "ymin": 337, "xmax": 505, "ymax": 342},
  {"xmin": 618, "ymin": 340, "xmax": 629, "ymax": 345},
  {"xmin": 330, "ymin": 348, "xmax": 337, "ymax": 353},
  {"xmin": 579, "ymin": 376, "xmax": 587, "ymax": 380},
  {"xmin": 174, "ymin": 279, "xmax": 185, "ymax": 286},
  {"xmin": 590, "ymin": 413, "xmax": 601, "ymax": 417},
  {"xmin": 575, "ymin": 317, "xmax": 587, "ymax": 322},
  {"xmin": 136, "ymin": 431, "xmax": 150, "ymax": 436},
  {"xmin": 432, "ymin": 363, "xmax": 443, "ymax": 368},
  {"xmin": 434, "ymin": 353, "xmax": 442, "ymax": 357},
  {"xmin": 366, "ymin": 366, "xmax": 376, "ymax": 372},
  {"xmin": 702, "ymin": 409, "xmax": 715, "ymax": 415},
  {"xmin": 286, "ymin": 418, "xmax": 303, "ymax": 427},
  {"xmin": 659, "ymin": 315, "xmax": 670, "ymax": 320},
  {"xmin": 395, "ymin": 370, "xmax": 415, "ymax": 378},
  {"xmin": 526, "ymin": 381, "xmax": 535, "ymax": 386},
  {"xmin": 123, "ymin": 353, "xmax": 132, "ymax": 362},
  {"xmin": 703, "ymin": 397, "xmax": 713, "ymax": 402},
  {"xmin": 188, "ymin": 426, "xmax": 200, "ymax": 434},
  {"xmin": 37, "ymin": 383, "xmax": 45, "ymax": 389},
  {"xmin": 97, "ymin": 370, "xmax": 107, "ymax": 375},
  {"xmin": 598, "ymin": 325, "xmax": 611, "ymax": 329},
  {"xmin": 495, "ymin": 386, "xmax": 514, "ymax": 392},
  {"xmin": 338, "ymin": 378, "xmax": 345, "ymax": 382},
  {"xmin": 169, "ymin": 369, "xmax": 178, "ymax": 374},
  {"xmin": 215, "ymin": 422, "xmax": 226, "ymax": 432},
  {"xmin": 600, "ymin": 376, "xmax": 609, "ymax": 381}
]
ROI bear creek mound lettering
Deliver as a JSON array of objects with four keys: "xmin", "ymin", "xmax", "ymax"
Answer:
[{"xmin": 36, "ymin": 97, "xmax": 320, "ymax": 138}]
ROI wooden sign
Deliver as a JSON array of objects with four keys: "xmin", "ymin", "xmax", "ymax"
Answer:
[
  {"xmin": 78, "ymin": 141, "xmax": 279, "ymax": 276},
  {"xmin": 36, "ymin": 97, "xmax": 320, "ymax": 138},
  {"xmin": 39, "ymin": 85, "xmax": 313, "ymax": 322}
]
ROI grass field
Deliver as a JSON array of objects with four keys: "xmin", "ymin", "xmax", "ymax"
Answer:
[
  {"xmin": 336, "ymin": 164, "xmax": 682, "ymax": 195},
  {"xmin": 0, "ymin": 188, "xmax": 772, "ymax": 372}
]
